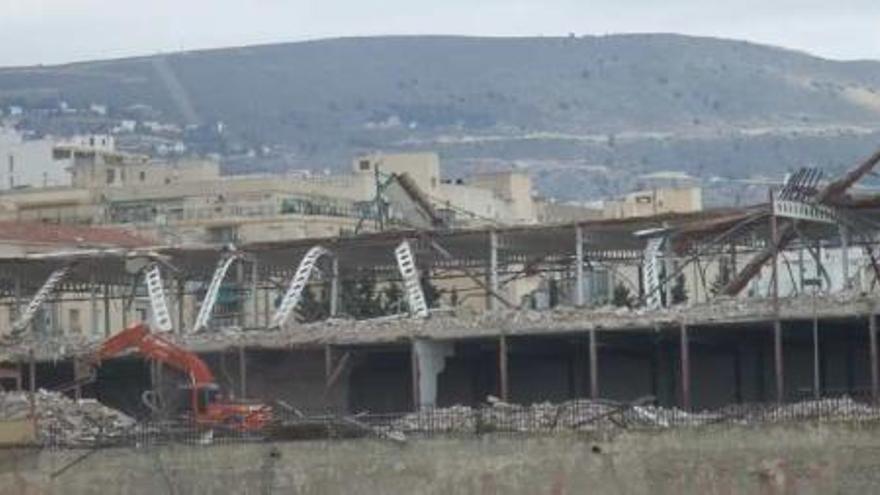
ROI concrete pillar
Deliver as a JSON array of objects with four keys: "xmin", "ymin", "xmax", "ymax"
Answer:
[
  {"xmin": 498, "ymin": 335, "xmax": 509, "ymax": 401},
  {"xmin": 28, "ymin": 349, "xmax": 35, "ymax": 418},
  {"xmin": 103, "ymin": 284, "xmax": 111, "ymax": 337},
  {"xmin": 262, "ymin": 281, "xmax": 271, "ymax": 327},
  {"xmin": 412, "ymin": 339, "xmax": 454, "ymax": 409},
  {"xmin": 325, "ymin": 345, "xmax": 333, "ymax": 386},
  {"xmin": 330, "ymin": 257, "xmax": 340, "ymax": 317},
  {"xmin": 13, "ymin": 272, "xmax": 21, "ymax": 322},
  {"xmin": 250, "ymin": 260, "xmax": 260, "ymax": 328},
  {"xmin": 679, "ymin": 322, "xmax": 691, "ymax": 410},
  {"xmin": 488, "ymin": 231, "xmax": 499, "ymax": 311},
  {"xmin": 176, "ymin": 278, "xmax": 185, "ymax": 333},
  {"xmin": 769, "ymin": 189, "xmax": 784, "ymax": 404},
  {"xmin": 572, "ymin": 339, "xmax": 587, "ymax": 397},
  {"xmin": 733, "ymin": 344, "xmax": 743, "ymax": 403},
  {"xmin": 870, "ymin": 313, "xmax": 878, "ymax": 405},
  {"xmin": 90, "ymin": 271, "xmax": 99, "ymax": 337},
  {"xmin": 840, "ymin": 225, "xmax": 850, "ymax": 290},
  {"xmin": 588, "ymin": 328, "xmax": 599, "ymax": 399},
  {"xmin": 575, "ymin": 226, "xmax": 585, "ymax": 307},
  {"xmin": 774, "ymin": 320, "xmax": 784, "ymax": 403},
  {"xmin": 235, "ymin": 262, "xmax": 246, "ymax": 328},
  {"xmin": 238, "ymin": 345, "xmax": 247, "ymax": 399}
]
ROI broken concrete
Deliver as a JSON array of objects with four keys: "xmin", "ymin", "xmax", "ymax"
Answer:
[
  {"xmin": 0, "ymin": 390, "xmax": 135, "ymax": 447},
  {"xmin": 5, "ymin": 292, "xmax": 876, "ymax": 363}
]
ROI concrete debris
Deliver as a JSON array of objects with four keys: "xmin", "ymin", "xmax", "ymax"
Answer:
[
  {"xmin": 391, "ymin": 396, "xmax": 880, "ymax": 434},
  {"xmin": 391, "ymin": 399, "xmax": 711, "ymax": 434},
  {"xmin": 0, "ymin": 390, "xmax": 135, "ymax": 446},
  {"xmin": 2, "ymin": 291, "xmax": 874, "ymax": 361},
  {"xmin": 736, "ymin": 397, "xmax": 880, "ymax": 423}
]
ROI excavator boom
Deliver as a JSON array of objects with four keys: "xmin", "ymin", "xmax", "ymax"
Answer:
[
  {"xmin": 92, "ymin": 323, "xmax": 272, "ymax": 431},
  {"xmin": 95, "ymin": 323, "xmax": 216, "ymax": 387}
]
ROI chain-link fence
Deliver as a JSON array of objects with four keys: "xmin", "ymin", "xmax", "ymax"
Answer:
[{"xmin": 42, "ymin": 394, "xmax": 880, "ymax": 449}]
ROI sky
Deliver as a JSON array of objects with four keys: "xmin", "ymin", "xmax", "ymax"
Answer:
[{"xmin": 0, "ymin": 0, "xmax": 878, "ymax": 67}]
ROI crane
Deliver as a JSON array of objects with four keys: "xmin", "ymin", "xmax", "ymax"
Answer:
[{"xmin": 91, "ymin": 323, "xmax": 272, "ymax": 432}]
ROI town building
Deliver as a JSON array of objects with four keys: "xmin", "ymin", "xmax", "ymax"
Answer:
[{"xmin": 0, "ymin": 146, "xmax": 544, "ymax": 245}]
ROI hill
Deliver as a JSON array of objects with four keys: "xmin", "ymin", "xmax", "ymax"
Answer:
[{"xmin": 2, "ymin": 34, "xmax": 880, "ymax": 202}]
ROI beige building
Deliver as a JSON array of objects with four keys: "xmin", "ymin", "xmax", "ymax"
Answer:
[
  {"xmin": 603, "ymin": 187, "xmax": 703, "ymax": 219},
  {"xmin": 0, "ymin": 148, "xmax": 542, "ymax": 245}
]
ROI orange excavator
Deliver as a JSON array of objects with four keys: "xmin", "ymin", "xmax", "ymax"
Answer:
[{"xmin": 91, "ymin": 323, "xmax": 272, "ymax": 432}]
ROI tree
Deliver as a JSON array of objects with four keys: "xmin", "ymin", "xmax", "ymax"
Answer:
[
  {"xmin": 382, "ymin": 282, "xmax": 406, "ymax": 314},
  {"xmin": 612, "ymin": 283, "xmax": 633, "ymax": 308},
  {"xmin": 340, "ymin": 274, "xmax": 384, "ymax": 319},
  {"xmin": 671, "ymin": 273, "xmax": 688, "ymax": 305},
  {"xmin": 298, "ymin": 285, "xmax": 329, "ymax": 323},
  {"xmin": 710, "ymin": 259, "xmax": 732, "ymax": 296},
  {"xmin": 420, "ymin": 273, "xmax": 442, "ymax": 308},
  {"xmin": 548, "ymin": 279, "xmax": 560, "ymax": 308}
]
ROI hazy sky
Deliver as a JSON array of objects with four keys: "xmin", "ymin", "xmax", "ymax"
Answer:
[{"xmin": 1, "ymin": 0, "xmax": 878, "ymax": 67}]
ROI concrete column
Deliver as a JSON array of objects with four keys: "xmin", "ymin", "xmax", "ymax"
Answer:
[
  {"xmin": 572, "ymin": 339, "xmax": 587, "ymax": 398},
  {"xmin": 90, "ymin": 271, "xmax": 99, "ymax": 337},
  {"xmin": 679, "ymin": 322, "xmax": 691, "ymax": 410},
  {"xmin": 250, "ymin": 261, "xmax": 259, "ymax": 328},
  {"xmin": 498, "ymin": 335, "xmax": 509, "ymax": 401},
  {"xmin": 28, "ymin": 349, "xmax": 35, "ymax": 418},
  {"xmin": 773, "ymin": 320, "xmax": 784, "ymax": 404},
  {"xmin": 330, "ymin": 257, "xmax": 340, "ymax": 317},
  {"xmin": 412, "ymin": 339, "xmax": 454, "ymax": 409},
  {"xmin": 13, "ymin": 272, "xmax": 21, "ymax": 322},
  {"xmin": 103, "ymin": 284, "xmax": 111, "ymax": 337},
  {"xmin": 262, "ymin": 282, "xmax": 271, "ymax": 327},
  {"xmin": 769, "ymin": 189, "xmax": 784, "ymax": 404},
  {"xmin": 840, "ymin": 225, "xmax": 850, "ymax": 290},
  {"xmin": 870, "ymin": 313, "xmax": 879, "ymax": 405},
  {"xmin": 488, "ymin": 231, "xmax": 499, "ymax": 311},
  {"xmin": 238, "ymin": 345, "xmax": 247, "ymax": 399},
  {"xmin": 235, "ymin": 262, "xmax": 246, "ymax": 328},
  {"xmin": 575, "ymin": 225, "xmax": 585, "ymax": 307},
  {"xmin": 325, "ymin": 345, "xmax": 333, "ymax": 386},
  {"xmin": 588, "ymin": 328, "xmax": 599, "ymax": 399},
  {"xmin": 176, "ymin": 278, "xmax": 185, "ymax": 333},
  {"xmin": 733, "ymin": 344, "xmax": 743, "ymax": 403}
]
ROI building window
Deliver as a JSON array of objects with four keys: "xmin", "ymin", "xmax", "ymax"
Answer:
[
  {"xmin": 139, "ymin": 171, "xmax": 146, "ymax": 182},
  {"xmin": 106, "ymin": 168, "xmax": 116, "ymax": 184},
  {"xmin": 359, "ymin": 160, "xmax": 371, "ymax": 171}
]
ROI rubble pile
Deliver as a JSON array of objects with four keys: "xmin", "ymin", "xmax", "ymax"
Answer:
[
  {"xmin": 748, "ymin": 397, "xmax": 880, "ymax": 423},
  {"xmin": 392, "ymin": 398, "xmax": 715, "ymax": 434},
  {"xmin": 392, "ymin": 396, "xmax": 880, "ymax": 435},
  {"xmin": 0, "ymin": 390, "xmax": 135, "ymax": 446}
]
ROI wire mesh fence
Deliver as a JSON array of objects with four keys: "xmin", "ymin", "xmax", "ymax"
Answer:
[{"xmin": 41, "ymin": 393, "xmax": 880, "ymax": 450}]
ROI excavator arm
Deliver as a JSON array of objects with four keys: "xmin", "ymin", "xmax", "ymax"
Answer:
[
  {"xmin": 91, "ymin": 323, "xmax": 273, "ymax": 431},
  {"xmin": 93, "ymin": 323, "xmax": 216, "ymax": 388}
]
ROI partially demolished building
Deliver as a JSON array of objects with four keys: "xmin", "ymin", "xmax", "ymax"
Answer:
[{"xmin": 2, "ymin": 149, "xmax": 880, "ymax": 422}]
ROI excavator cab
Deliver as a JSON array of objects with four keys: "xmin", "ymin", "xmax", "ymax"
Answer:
[{"xmin": 194, "ymin": 384, "xmax": 222, "ymax": 415}]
